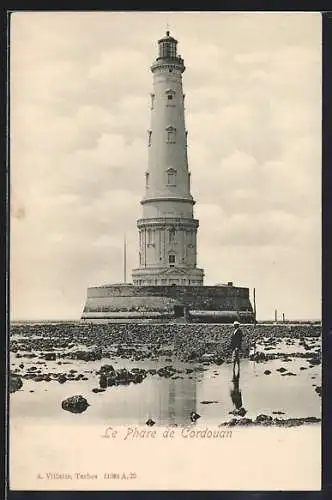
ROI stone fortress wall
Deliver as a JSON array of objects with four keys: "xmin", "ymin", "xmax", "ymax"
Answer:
[{"xmin": 82, "ymin": 283, "xmax": 255, "ymax": 323}]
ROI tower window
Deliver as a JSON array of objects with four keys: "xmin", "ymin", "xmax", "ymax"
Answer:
[
  {"xmin": 169, "ymin": 254, "xmax": 176, "ymax": 264},
  {"xmin": 165, "ymin": 89, "xmax": 176, "ymax": 107},
  {"xmin": 166, "ymin": 168, "xmax": 176, "ymax": 186},
  {"xmin": 166, "ymin": 126, "xmax": 176, "ymax": 143},
  {"xmin": 147, "ymin": 130, "xmax": 152, "ymax": 147},
  {"xmin": 145, "ymin": 172, "xmax": 149, "ymax": 188}
]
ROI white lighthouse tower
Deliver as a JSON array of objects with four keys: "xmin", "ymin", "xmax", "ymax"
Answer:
[{"xmin": 132, "ymin": 31, "xmax": 204, "ymax": 286}]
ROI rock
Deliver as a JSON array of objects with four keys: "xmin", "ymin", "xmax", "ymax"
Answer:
[
  {"xmin": 274, "ymin": 418, "xmax": 304, "ymax": 427},
  {"xmin": 9, "ymin": 374, "xmax": 23, "ymax": 393},
  {"xmin": 57, "ymin": 374, "xmax": 67, "ymax": 384},
  {"xmin": 92, "ymin": 388, "xmax": 105, "ymax": 393},
  {"xmin": 190, "ymin": 411, "xmax": 201, "ymax": 422},
  {"xmin": 255, "ymin": 414, "xmax": 273, "ymax": 424},
  {"xmin": 61, "ymin": 395, "xmax": 89, "ymax": 413},
  {"xmin": 43, "ymin": 352, "xmax": 56, "ymax": 361},
  {"xmin": 237, "ymin": 418, "xmax": 253, "ymax": 426},
  {"xmin": 231, "ymin": 407, "xmax": 247, "ymax": 417},
  {"xmin": 307, "ymin": 358, "xmax": 321, "ymax": 365},
  {"xmin": 157, "ymin": 366, "xmax": 176, "ymax": 378},
  {"xmin": 200, "ymin": 400, "xmax": 219, "ymax": 404},
  {"xmin": 228, "ymin": 418, "xmax": 241, "ymax": 426},
  {"xmin": 264, "ymin": 370, "xmax": 271, "ymax": 375},
  {"xmin": 98, "ymin": 364, "xmax": 115, "ymax": 375},
  {"xmin": 303, "ymin": 416, "xmax": 320, "ymax": 423},
  {"xmin": 272, "ymin": 411, "xmax": 285, "ymax": 415},
  {"xmin": 72, "ymin": 350, "xmax": 102, "ymax": 362},
  {"xmin": 315, "ymin": 386, "xmax": 321, "ymax": 396},
  {"xmin": 146, "ymin": 418, "xmax": 155, "ymax": 426},
  {"xmin": 276, "ymin": 367, "xmax": 287, "ymax": 373}
]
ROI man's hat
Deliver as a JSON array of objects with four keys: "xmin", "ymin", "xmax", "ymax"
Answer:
[{"xmin": 233, "ymin": 321, "xmax": 240, "ymax": 327}]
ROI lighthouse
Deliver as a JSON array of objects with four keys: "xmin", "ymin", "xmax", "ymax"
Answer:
[
  {"xmin": 132, "ymin": 31, "xmax": 204, "ymax": 286},
  {"xmin": 81, "ymin": 31, "xmax": 254, "ymax": 323}
]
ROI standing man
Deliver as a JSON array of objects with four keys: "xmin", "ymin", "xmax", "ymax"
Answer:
[{"xmin": 231, "ymin": 321, "xmax": 243, "ymax": 376}]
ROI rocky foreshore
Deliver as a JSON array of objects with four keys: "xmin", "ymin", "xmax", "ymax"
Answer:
[{"xmin": 10, "ymin": 322, "xmax": 321, "ymax": 362}]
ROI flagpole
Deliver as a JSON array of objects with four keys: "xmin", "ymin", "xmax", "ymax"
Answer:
[{"xmin": 123, "ymin": 234, "xmax": 127, "ymax": 284}]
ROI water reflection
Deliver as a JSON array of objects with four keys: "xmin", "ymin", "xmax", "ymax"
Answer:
[
  {"xmin": 230, "ymin": 361, "xmax": 246, "ymax": 416},
  {"xmin": 155, "ymin": 376, "xmax": 197, "ymax": 425},
  {"xmin": 230, "ymin": 373, "xmax": 243, "ymax": 410}
]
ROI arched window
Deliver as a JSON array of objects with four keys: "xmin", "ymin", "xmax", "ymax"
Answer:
[
  {"xmin": 166, "ymin": 126, "xmax": 176, "ymax": 143},
  {"xmin": 166, "ymin": 168, "xmax": 176, "ymax": 186},
  {"xmin": 165, "ymin": 89, "xmax": 176, "ymax": 107},
  {"xmin": 169, "ymin": 254, "xmax": 176, "ymax": 267},
  {"xmin": 147, "ymin": 130, "xmax": 152, "ymax": 147}
]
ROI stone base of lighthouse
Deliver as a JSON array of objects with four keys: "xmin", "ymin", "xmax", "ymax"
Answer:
[
  {"xmin": 81, "ymin": 283, "xmax": 255, "ymax": 323},
  {"xmin": 132, "ymin": 266, "xmax": 204, "ymax": 286}
]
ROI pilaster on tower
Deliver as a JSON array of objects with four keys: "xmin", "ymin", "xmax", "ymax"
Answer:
[{"xmin": 132, "ymin": 31, "xmax": 204, "ymax": 286}]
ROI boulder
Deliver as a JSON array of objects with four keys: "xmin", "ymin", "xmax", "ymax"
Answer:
[
  {"xmin": 61, "ymin": 395, "xmax": 89, "ymax": 413},
  {"xmin": 9, "ymin": 374, "xmax": 23, "ymax": 393},
  {"xmin": 43, "ymin": 352, "xmax": 56, "ymax": 361},
  {"xmin": 307, "ymin": 358, "xmax": 321, "ymax": 365},
  {"xmin": 57, "ymin": 374, "xmax": 67, "ymax": 384},
  {"xmin": 256, "ymin": 414, "xmax": 273, "ymax": 424},
  {"xmin": 231, "ymin": 407, "xmax": 247, "ymax": 417},
  {"xmin": 98, "ymin": 364, "xmax": 115, "ymax": 375}
]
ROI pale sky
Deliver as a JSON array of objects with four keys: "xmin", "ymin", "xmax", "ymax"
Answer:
[{"xmin": 10, "ymin": 11, "xmax": 322, "ymax": 321}]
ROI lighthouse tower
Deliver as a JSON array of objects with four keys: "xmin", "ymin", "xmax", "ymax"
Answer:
[{"xmin": 132, "ymin": 31, "xmax": 204, "ymax": 286}]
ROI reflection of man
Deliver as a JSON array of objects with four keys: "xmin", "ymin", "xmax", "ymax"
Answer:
[
  {"xmin": 230, "ymin": 371, "xmax": 246, "ymax": 416},
  {"xmin": 230, "ymin": 373, "xmax": 242, "ymax": 409},
  {"xmin": 230, "ymin": 321, "xmax": 243, "ymax": 375}
]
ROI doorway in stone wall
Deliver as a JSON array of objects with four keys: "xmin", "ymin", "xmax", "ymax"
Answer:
[{"xmin": 174, "ymin": 305, "xmax": 184, "ymax": 318}]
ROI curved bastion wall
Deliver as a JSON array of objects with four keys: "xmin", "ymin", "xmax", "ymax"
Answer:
[{"xmin": 81, "ymin": 284, "xmax": 255, "ymax": 323}]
